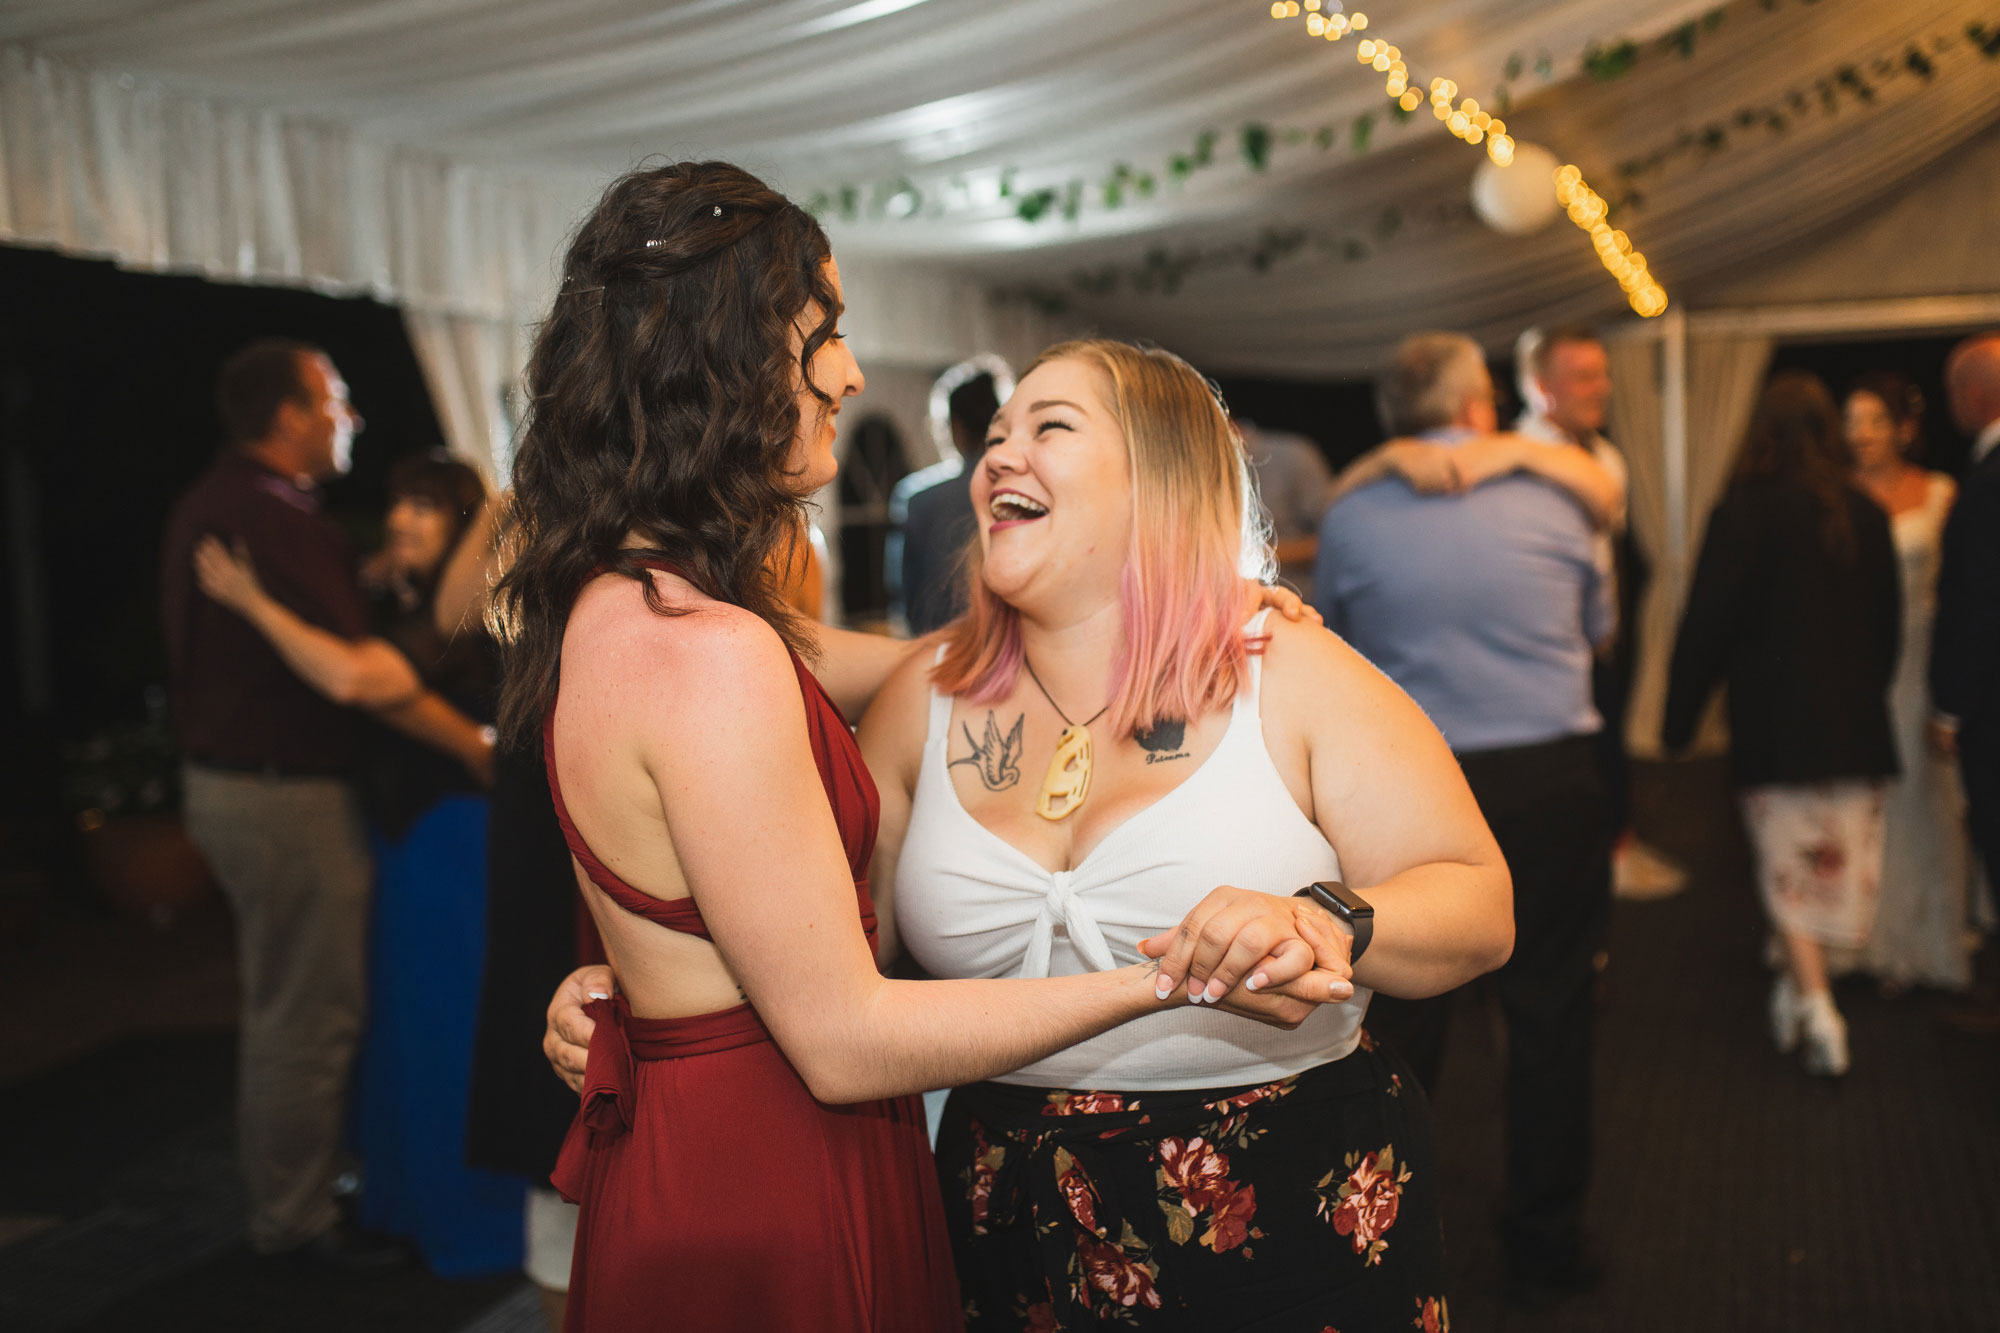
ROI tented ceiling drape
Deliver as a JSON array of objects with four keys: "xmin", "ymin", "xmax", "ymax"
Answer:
[
  {"xmin": 987, "ymin": 0, "xmax": 2000, "ymax": 374},
  {"xmin": 2, "ymin": 0, "xmax": 1995, "ymax": 377}
]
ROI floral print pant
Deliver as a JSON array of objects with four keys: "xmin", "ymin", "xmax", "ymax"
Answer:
[
  {"xmin": 934, "ymin": 1033, "xmax": 1450, "ymax": 1332},
  {"xmin": 1741, "ymin": 780, "xmax": 1887, "ymax": 947}
]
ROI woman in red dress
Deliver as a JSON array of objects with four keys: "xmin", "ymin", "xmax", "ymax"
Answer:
[{"xmin": 496, "ymin": 162, "xmax": 1351, "ymax": 1331}]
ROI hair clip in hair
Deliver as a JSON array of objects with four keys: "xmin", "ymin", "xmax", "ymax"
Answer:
[
  {"xmin": 644, "ymin": 239, "xmax": 663, "ymax": 248},
  {"xmin": 559, "ymin": 273, "xmax": 605, "ymax": 306},
  {"xmin": 712, "ymin": 205, "xmax": 723, "ymax": 217}
]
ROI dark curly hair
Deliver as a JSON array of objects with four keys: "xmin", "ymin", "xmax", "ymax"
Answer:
[{"xmin": 493, "ymin": 161, "xmax": 840, "ymax": 746}]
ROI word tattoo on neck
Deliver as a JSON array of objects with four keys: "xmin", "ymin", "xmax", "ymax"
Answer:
[
  {"xmin": 949, "ymin": 712, "xmax": 1025, "ymax": 790},
  {"xmin": 1135, "ymin": 717, "xmax": 1190, "ymax": 765}
]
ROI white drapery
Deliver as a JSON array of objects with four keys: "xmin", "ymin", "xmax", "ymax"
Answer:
[
  {"xmin": 0, "ymin": 37, "xmax": 1067, "ymax": 473},
  {"xmin": 401, "ymin": 311, "xmax": 527, "ymax": 482},
  {"xmin": 5, "ymin": 1, "xmax": 1996, "ymax": 377},
  {"xmin": 1612, "ymin": 326, "xmax": 1776, "ymax": 758},
  {"xmin": 0, "ymin": 43, "xmax": 584, "ymax": 321}
]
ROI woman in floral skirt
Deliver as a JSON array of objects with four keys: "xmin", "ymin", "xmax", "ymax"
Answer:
[
  {"xmin": 551, "ymin": 339, "xmax": 1516, "ymax": 1329},
  {"xmin": 1665, "ymin": 371, "xmax": 1901, "ymax": 1076}
]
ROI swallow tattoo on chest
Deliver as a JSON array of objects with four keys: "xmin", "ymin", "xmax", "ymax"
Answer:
[{"xmin": 950, "ymin": 712, "xmax": 1026, "ymax": 790}]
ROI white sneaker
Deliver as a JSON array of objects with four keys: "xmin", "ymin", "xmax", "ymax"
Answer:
[
  {"xmin": 1797, "ymin": 991, "xmax": 1850, "ymax": 1077},
  {"xmin": 1769, "ymin": 975, "xmax": 1801, "ymax": 1054}
]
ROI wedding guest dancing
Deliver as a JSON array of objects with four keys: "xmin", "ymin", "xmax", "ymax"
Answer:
[
  {"xmin": 1666, "ymin": 372, "xmax": 1900, "ymax": 1076},
  {"xmin": 501, "ymin": 162, "xmax": 1355, "ymax": 1332},
  {"xmin": 550, "ymin": 335, "xmax": 1516, "ymax": 1331},
  {"xmin": 1313, "ymin": 331, "xmax": 1617, "ymax": 1308},
  {"xmin": 163, "ymin": 340, "xmax": 481, "ymax": 1267},
  {"xmin": 195, "ymin": 450, "xmax": 510, "ymax": 1273}
]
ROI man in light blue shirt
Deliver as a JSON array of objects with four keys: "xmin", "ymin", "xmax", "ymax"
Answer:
[
  {"xmin": 1316, "ymin": 342, "xmax": 1612, "ymax": 750},
  {"xmin": 1315, "ymin": 331, "xmax": 1615, "ymax": 1308}
]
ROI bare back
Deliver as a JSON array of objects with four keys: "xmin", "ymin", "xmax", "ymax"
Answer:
[{"xmin": 550, "ymin": 568, "xmax": 757, "ymax": 1018}]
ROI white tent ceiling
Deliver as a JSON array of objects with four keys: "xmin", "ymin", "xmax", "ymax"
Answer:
[{"xmin": 3, "ymin": 0, "xmax": 1996, "ymax": 375}]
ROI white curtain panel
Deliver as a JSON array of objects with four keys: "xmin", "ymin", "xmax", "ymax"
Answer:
[
  {"xmin": 3, "ymin": 0, "xmax": 1994, "ymax": 380},
  {"xmin": 402, "ymin": 310, "xmax": 523, "ymax": 484},
  {"xmin": 0, "ymin": 44, "xmax": 584, "ymax": 320},
  {"xmin": 1622, "ymin": 332, "xmax": 1774, "ymax": 758},
  {"xmin": 1606, "ymin": 335, "xmax": 1670, "ymax": 756}
]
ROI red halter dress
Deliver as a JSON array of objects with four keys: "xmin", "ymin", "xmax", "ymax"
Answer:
[{"xmin": 544, "ymin": 574, "xmax": 960, "ymax": 1332}]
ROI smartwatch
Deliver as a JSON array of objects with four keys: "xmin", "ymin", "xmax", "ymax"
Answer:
[{"xmin": 1294, "ymin": 880, "xmax": 1373, "ymax": 964}]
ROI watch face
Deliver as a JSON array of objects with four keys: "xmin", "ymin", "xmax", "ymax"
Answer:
[{"xmin": 1316, "ymin": 881, "xmax": 1372, "ymax": 918}]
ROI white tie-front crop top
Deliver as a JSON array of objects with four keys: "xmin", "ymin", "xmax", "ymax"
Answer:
[{"xmin": 895, "ymin": 612, "xmax": 1368, "ymax": 1090}]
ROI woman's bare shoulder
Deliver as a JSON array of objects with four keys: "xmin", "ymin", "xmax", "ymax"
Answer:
[
  {"xmin": 1258, "ymin": 614, "xmax": 1428, "ymax": 734},
  {"xmin": 565, "ymin": 570, "xmax": 794, "ymax": 702}
]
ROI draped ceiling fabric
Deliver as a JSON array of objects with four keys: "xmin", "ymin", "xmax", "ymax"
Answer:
[{"xmin": 1, "ymin": 0, "xmax": 1995, "ymax": 457}]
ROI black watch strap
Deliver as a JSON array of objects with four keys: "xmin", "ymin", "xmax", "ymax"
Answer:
[{"xmin": 1295, "ymin": 880, "xmax": 1373, "ymax": 963}]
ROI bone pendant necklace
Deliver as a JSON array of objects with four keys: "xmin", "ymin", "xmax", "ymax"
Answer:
[{"xmin": 1023, "ymin": 658, "xmax": 1109, "ymax": 821}]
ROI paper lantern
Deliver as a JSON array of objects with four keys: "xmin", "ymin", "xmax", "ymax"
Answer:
[{"xmin": 1470, "ymin": 141, "xmax": 1562, "ymax": 236}]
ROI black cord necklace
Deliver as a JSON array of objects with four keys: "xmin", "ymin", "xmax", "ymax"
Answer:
[{"xmin": 1021, "ymin": 658, "xmax": 1107, "ymax": 822}]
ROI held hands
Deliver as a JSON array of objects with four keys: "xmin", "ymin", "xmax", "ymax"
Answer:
[
  {"xmin": 1139, "ymin": 886, "xmax": 1354, "ymax": 1031},
  {"xmin": 192, "ymin": 535, "xmax": 268, "ymax": 614},
  {"xmin": 545, "ymin": 963, "xmax": 615, "ymax": 1094}
]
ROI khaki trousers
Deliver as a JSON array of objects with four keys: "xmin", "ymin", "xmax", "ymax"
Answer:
[{"xmin": 182, "ymin": 764, "xmax": 372, "ymax": 1253}]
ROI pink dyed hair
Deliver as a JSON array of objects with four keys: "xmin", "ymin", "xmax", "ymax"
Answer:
[{"xmin": 932, "ymin": 339, "xmax": 1270, "ymax": 737}]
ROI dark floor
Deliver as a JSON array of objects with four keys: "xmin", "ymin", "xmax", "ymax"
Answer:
[
  {"xmin": 1, "ymin": 758, "xmax": 1996, "ymax": 1330},
  {"xmin": 1435, "ymin": 759, "xmax": 2000, "ymax": 1332}
]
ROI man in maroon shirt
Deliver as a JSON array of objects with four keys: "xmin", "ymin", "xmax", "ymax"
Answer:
[{"xmin": 162, "ymin": 339, "xmax": 441, "ymax": 1265}]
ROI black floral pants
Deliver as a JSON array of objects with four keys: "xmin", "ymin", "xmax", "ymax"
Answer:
[{"xmin": 935, "ymin": 1033, "xmax": 1451, "ymax": 1332}]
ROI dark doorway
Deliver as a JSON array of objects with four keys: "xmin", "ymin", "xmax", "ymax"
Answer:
[
  {"xmin": 0, "ymin": 244, "xmax": 444, "ymax": 740},
  {"xmin": 1769, "ymin": 333, "xmax": 1975, "ymax": 476}
]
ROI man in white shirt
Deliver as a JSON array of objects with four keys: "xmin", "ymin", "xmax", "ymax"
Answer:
[{"xmin": 1516, "ymin": 325, "xmax": 1685, "ymax": 901}]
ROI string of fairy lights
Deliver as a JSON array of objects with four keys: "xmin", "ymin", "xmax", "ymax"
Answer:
[{"xmin": 1269, "ymin": 1, "xmax": 1669, "ymax": 316}]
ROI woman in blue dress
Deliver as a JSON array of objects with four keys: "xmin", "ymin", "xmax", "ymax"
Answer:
[
  {"xmin": 350, "ymin": 450, "xmax": 524, "ymax": 1276},
  {"xmin": 194, "ymin": 448, "xmax": 517, "ymax": 1273}
]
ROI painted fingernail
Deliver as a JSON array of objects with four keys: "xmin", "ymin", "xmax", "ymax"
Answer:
[
  {"xmin": 1204, "ymin": 978, "xmax": 1226, "ymax": 1002},
  {"xmin": 1187, "ymin": 979, "xmax": 1205, "ymax": 1003},
  {"xmin": 1155, "ymin": 976, "xmax": 1175, "ymax": 1001},
  {"xmin": 586, "ymin": 991, "xmax": 610, "ymax": 1001},
  {"xmin": 1246, "ymin": 972, "xmax": 1266, "ymax": 992}
]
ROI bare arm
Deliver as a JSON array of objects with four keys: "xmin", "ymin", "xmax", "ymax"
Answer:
[
  {"xmin": 810, "ymin": 624, "xmax": 930, "ymax": 719},
  {"xmin": 433, "ymin": 494, "xmax": 503, "ymax": 639},
  {"xmin": 1325, "ymin": 441, "xmax": 1455, "ymax": 510},
  {"xmin": 194, "ymin": 536, "xmax": 419, "ymax": 707},
  {"xmin": 1499, "ymin": 437, "xmax": 1623, "ymax": 528},
  {"xmin": 612, "ymin": 610, "xmax": 1181, "ymax": 1104},
  {"xmin": 1165, "ymin": 619, "xmax": 1511, "ymax": 1000},
  {"xmin": 1306, "ymin": 630, "xmax": 1511, "ymax": 996},
  {"xmin": 374, "ymin": 691, "xmax": 496, "ymax": 787},
  {"xmin": 1334, "ymin": 435, "xmax": 1622, "ymax": 530}
]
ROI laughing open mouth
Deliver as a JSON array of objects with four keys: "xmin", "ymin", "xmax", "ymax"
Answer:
[{"xmin": 989, "ymin": 492, "xmax": 1049, "ymax": 522}]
